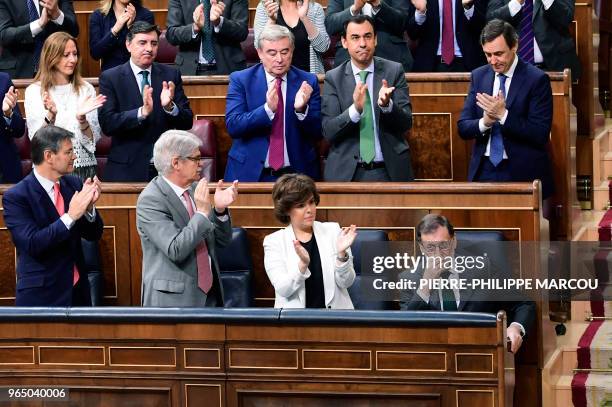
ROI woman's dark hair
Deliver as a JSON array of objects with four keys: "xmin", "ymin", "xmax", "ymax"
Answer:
[{"xmin": 272, "ymin": 174, "xmax": 320, "ymax": 224}]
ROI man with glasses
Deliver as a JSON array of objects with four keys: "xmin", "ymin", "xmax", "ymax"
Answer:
[
  {"xmin": 398, "ymin": 214, "xmax": 535, "ymax": 354},
  {"xmin": 136, "ymin": 130, "xmax": 238, "ymax": 307}
]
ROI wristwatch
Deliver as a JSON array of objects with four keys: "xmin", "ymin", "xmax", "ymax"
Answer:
[{"xmin": 337, "ymin": 253, "xmax": 350, "ymax": 262}]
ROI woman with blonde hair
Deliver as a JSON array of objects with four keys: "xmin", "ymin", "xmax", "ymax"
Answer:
[
  {"xmin": 89, "ymin": 0, "xmax": 154, "ymax": 71},
  {"xmin": 25, "ymin": 31, "xmax": 106, "ymax": 180},
  {"xmin": 254, "ymin": 0, "xmax": 330, "ymax": 73}
]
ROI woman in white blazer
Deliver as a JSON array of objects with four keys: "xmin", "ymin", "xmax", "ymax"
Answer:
[{"xmin": 263, "ymin": 174, "xmax": 357, "ymax": 309}]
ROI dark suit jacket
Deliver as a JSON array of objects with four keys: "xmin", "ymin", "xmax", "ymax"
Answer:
[
  {"xmin": 0, "ymin": 73, "xmax": 25, "ymax": 183},
  {"xmin": 98, "ymin": 61, "xmax": 194, "ymax": 182},
  {"xmin": 457, "ymin": 58, "xmax": 554, "ymax": 198},
  {"xmin": 224, "ymin": 64, "xmax": 322, "ymax": 181},
  {"xmin": 325, "ymin": 0, "xmax": 413, "ymax": 72},
  {"xmin": 398, "ymin": 246, "xmax": 536, "ymax": 337},
  {"xmin": 89, "ymin": 6, "xmax": 155, "ymax": 72},
  {"xmin": 487, "ymin": 0, "xmax": 580, "ymax": 79},
  {"xmin": 407, "ymin": 0, "xmax": 487, "ymax": 71},
  {"xmin": 322, "ymin": 57, "xmax": 413, "ymax": 181},
  {"xmin": 0, "ymin": 0, "xmax": 79, "ymax": 78},
  {"xmin": 2, "ymin": 173, "xmax": 104, "ymax": 306},
  {"xmin": 165, "ymin": 0, "xmax": 247, "ymax": 75}
]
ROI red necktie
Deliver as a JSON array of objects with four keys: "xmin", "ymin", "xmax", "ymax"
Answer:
[
  {"xmin": 54, "ymin": 183, "xmax": 79, "ymax": 286},
  {"xmin": 268, "ymin": 77, "xmax": 284, "ymax": 171},
  {"xmin": 441, "ymin": 0, "xmax": 455, "ymax": 65},
  {"xmin": 182, "ymin": 191, "xmax": 213, "ymax": 293}
]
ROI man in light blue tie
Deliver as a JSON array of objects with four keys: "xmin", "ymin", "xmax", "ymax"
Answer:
[{"xmin": 457, "ymin": 19, "xmax": 554, "ymax": 199}]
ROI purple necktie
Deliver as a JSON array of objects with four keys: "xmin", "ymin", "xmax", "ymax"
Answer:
[
  {"xmin": 441, "ymin": 0, "xmax": 454, "ymax": 65},
  {"xmin": 269, "ymin": 77, "xmax": 284, "ymax": 171},
  {"xmin": 518, "ymin": 0, "xmax": 535, "ymax": 64}
]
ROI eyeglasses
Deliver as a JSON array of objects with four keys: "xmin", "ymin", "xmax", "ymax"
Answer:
[
  {"xmin": 419, "ymin": 240, "xmax": 454, "ymax": 253},
  {"xmin": 182, "ymin": 155, "xmax": 201, "ymax": 163}
]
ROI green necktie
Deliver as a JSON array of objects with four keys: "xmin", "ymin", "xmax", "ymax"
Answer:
[
  {"xmin": 140, "ymin": 70, "xmax": 150, "ymax": 95},
  {"xmin": 440, "ymin": 270, "xmax": 458, "ymax": 311},
  {"xmin": 358, "ymin": 70, "xmax": 375, "ymax": 164}
]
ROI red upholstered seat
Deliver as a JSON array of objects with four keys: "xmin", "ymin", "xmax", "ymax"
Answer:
[
  {"xmin": 95, "ymin": 119, "xmax": 217, "ymax": 181},
  {"xmin": 323, "ymin": 34, "xmax": 339, "ymax": 71},
  {"xmin": 156, "ymin": 30, "xmax": 178, "ymax": 66},
  {"xmin": 241, "ymin": 28, "xmax": 259, "ymax": 67},
  {"xmin": 15, "ymin": 128, "xmax": 32, "ymax": 178}
]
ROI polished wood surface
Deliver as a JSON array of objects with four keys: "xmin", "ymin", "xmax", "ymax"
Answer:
[
  {"xmin": 0, "ymin": 310, "xmax": 508, "ymax": 407},
  {"xmin": 11, "ymin": 71, "xmax": 575, "ymax": 238}
]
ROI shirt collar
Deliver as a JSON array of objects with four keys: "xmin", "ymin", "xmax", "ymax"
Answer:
[
  {"xmin": 130, "ymin": 59, "xmax": 152, "ymax": 78},
  {"xmin": 264, "ymin": 70, "xmax": 288, "ymax": 84},
  {"xmin": 500, "ymin": 54, "xmax": 519, "ymax": 80},
  {"xmin": 32, "ymin": 167, "xmax": 57, "ymax": 195},
  {"xmin": 161, "ymin": 176, "xmax": 190, "ymax": 199},
  {"xmin": 351, "ymin": 60, "xmax": 375, "ymax": 77}
]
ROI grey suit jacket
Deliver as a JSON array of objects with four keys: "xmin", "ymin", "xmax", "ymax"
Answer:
[
  {"xmin": 322, "ymin": 56, "xmax": 414, "ymax": 181},
  {"xmin": 137, "ymin": 176, "xmax": 232, "ymax": 307},
  {"xmin": 487, "ymin": 0, "xmax": 580, "ymax": 80},
  {"xmin": 165, "ymin": 0, "xmax": 248, "ymax": 75}
]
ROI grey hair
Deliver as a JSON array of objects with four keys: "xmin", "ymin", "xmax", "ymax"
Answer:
[
  {"xmin": 153, "ymin": 130, "xmax": 202, "ymax": 176},
  {"xmin": 256, "ymin": 24, "xmax": 295, "ymax": 50}
]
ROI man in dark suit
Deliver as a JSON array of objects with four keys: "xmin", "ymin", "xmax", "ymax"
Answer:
[
  {"xmin": 407, "ymin": 0, "xmax": 487, "ymax": 72},
  {"xmin": 2, "ymin": 126, "xmax": 104, "ymax": 306},
  {"xmin": 166, "ymin": 0, "xmax": 247, "ymax": 75},
  {"xmin": 224, "ymin": 24, "xmax": 322, "ymax": 182},
  {"xmin": 325, "ymin": 0, "xmax": 413, "ymax": 72},
  {"xmin": 98, "ymin": 21, "xmax": 194, "ymax": 182},
  {"xmin": 399, "ymin": 214, "xmax": 535, "ymax": 354},
  {"xmin": 487, "ymin": 0, "xmax": 580, "ymax": 80},
  {"xmin": 322, "ymin": 15, "xmax": 413, "ymax": 182},
  {"xmin": 457, "ymin": 19, "xmax": 553, "ymax": 198},
  {"xmin": 0, "ymin": 0, "xmax": 78, "ymax": 78},
  {"xmin": 1, "ymin": 73, "xmax": 25, "ymax": 183}
]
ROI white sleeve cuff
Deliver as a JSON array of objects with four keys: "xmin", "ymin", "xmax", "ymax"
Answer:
[
  {"xmin": 264, "ymin": 103, "xmax": 275, "ymax": 120},
  {"xmin": 415, "ymin": 9, "xmax": 427, "ymax": 25},
  {"xmin": 541, "ymin": 0, "xmax": 554, "ymax": 9},
  {"xmin": 60, "ymin": 213, "xmax": 75, "ymax": 230},
  {"xmin": 84, "ymin": 206, "xmax": 96, "ymax": 222},
  {"xmin": 509, "ymin": 321, "xmax": 526, "ymax": 336},
  {"xmin": 214, "ymin": 16, "xmax": 224, "ymax": 32},
  {"xmin": 478, "ymin": 118, "xmax": 492, "ymax": 133},
  {"xmin": 295, "ymin": 105, "xmax": 309, "ymax": 121},
  {"xmin": 499, "ymin": 109, "xmax": 508, "ymax": 125},
  {"xmin": 52, "ymin": 10, "xmax": 65, "ymax": 25},
  {"xmin": 464, "ymin": 5, "xmax": 474, "ymax": 19},
  {"xmin": 379, "ymin": 99, "xmax": 393, "ymax": 113},
  {"xmin": 348, "ymin": 104, "xmax": 361, "ymax": 123},
  {"xmin": 416, "ymin": 286, "xmax": 430, "ymax": 304},
  {"xmin": 509, "ymin": 0, "xmax": 522, "ymax": 16},
  {"xmin": 30, "ymin": 21, "xmax": 43, "ymax": 36}
]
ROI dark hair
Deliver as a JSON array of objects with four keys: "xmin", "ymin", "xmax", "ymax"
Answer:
[
  {"xmin": 480, "ymin": 19, "xmax": 518, "ymax": 48},
  {"xmin": 127, "ymin": 21, "xmax": 161, "ymax": 42},
  {"xmin": 342, "ymin": 15, "xmax": 376, "ymax": 38},
  {"xmin": 272, "ymin": 174, "xmax": 320, "ymax": 224},
  {"xmin": 416, "ymin": 214, "xmax": 455, "ymax": 242},
  {"xmin": 31, "ymin": 125, "xmax": 74, "ymax": 165}
]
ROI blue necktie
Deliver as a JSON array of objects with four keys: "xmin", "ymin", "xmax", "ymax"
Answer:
[
  {"xmin": 489, "ymin": 74, "xmax": 507, "ymax": 167},
  {"xmin": 200, "ymin": 0, "xmax": 216, "ymax": 63},
  {"xmin": 26, "ymin": 0, "xmax": 43, "ymax": 72}
]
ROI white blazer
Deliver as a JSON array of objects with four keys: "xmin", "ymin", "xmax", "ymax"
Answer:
[{"xmin": 263, "ymin": 221, "xmax": 356, "ymax": 309}]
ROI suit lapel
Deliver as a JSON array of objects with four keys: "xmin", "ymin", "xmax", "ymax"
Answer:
[
  {"xmin": 58, "ymin": 177, "xmax": 73, "ymax": 216},
  {"xmin": 255, "ymin": 64, "xmax": 269, "ymax": 113},
  {"xmin": 121, "ymin": 62, "xmax": 142, "ymax": 101},
  {"xmin": 343, "ymin": 61, "xmax": 356, "ymax": 109},
  {"xmin": 373, "ymin": 58, "xmax": 383, "ymax": 129},
  {"xmin": 27, "ymin": 173, "xmax": 59, "ymax": 223},
  {"xmin": 156, "ymin": 177, "xmax": 190, "ymax": 225},
  {"xmin": 505, "ymin": 58, "xmax": 524, "ymax": 110}
]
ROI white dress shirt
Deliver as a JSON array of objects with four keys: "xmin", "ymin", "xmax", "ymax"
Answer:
[
  {"xmin": 29, "ymin": 2, "xmax": 65, "ymax": 37},
  {"xmin": 347, "ymin": 60, "xmax": 393, "ymax": 163},
  {"xmin": 32, "ymin": 168, "xmax": 96, "ymax": 230},
  {"xmin": 191, "ymin": 17, "xmax": 224, "ymax": 64},
  {"xmin": 262, "ymin": 70, "xmax": 308, "ymax": 168},
  {"xmin": 478, "ymin": 53, "xmax": 520, "ymax": 159}
]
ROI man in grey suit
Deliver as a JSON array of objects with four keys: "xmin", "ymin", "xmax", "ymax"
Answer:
[
  {"xmin": 137, "ymin": 130, "xmax": 238, "ymax": 307},
  {"xmin": 322, "ymin": 15, "xmax": 413, "ymax": 182},
  {"xmin": 165, "ymin": 0, "xmax": 248, "ymax": 75},
  {"xmin": 487, "ymin": 0, "xmax": 580, "ymax": 80}
]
